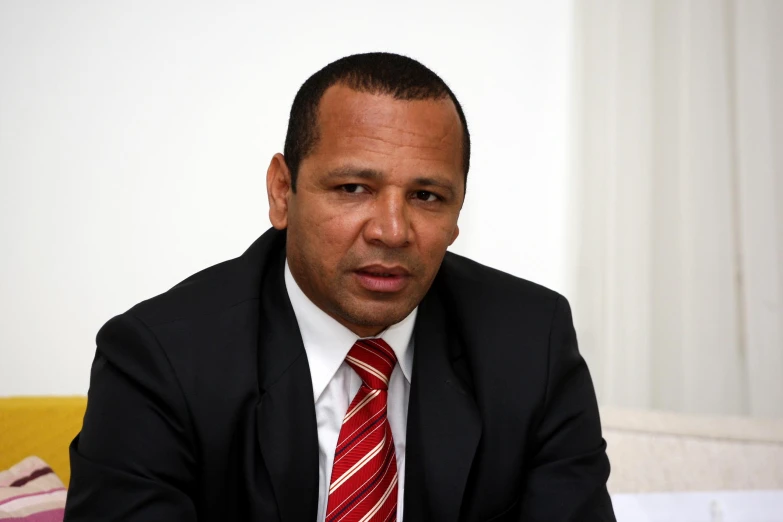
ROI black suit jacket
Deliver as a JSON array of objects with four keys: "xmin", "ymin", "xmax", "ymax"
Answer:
[{"xmin": 64, "ymin": 228, "xmax": 615, "ymax": 521}]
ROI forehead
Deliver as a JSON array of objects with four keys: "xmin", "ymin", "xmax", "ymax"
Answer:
[{"xmin": 310, "ymin": 84, "xmax": 463, "ymax": 171}]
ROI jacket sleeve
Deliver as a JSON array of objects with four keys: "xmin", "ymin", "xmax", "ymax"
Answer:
[
  {"xmin": 518, "ymin": 296, "xmax": 616, "ymax": 522},
  {"xmin": 64, "ymin": 313, "xmax": 198, "ymax": 521}
]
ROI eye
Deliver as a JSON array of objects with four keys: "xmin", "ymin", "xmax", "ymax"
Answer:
[
  {"xmin": 340, "ymin": 184, "xmax": 367, "ymax": 194},
  {"xmin": 414, "ymin": 190, "xmax": 439, "ymax": 202}
]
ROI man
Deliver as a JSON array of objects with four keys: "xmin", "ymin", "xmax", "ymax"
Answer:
[{"xmin": 65, "ymin": 52, "xmax": 615, "ymax": 521}]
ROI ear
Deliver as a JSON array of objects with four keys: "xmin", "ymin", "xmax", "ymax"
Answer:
[
  {"xmin": 449, "ymin": 224, "xmax": 460, "ymax": 246},
  {"xmin": 267, "ymin": 153, "xmax": 292, "ymax": 230}
]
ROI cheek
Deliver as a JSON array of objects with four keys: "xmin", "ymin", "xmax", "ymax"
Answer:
[
  {"xmin": 319, "ymin": 213, "xmax": 362, "ymax": 244},
  {"xmin": 300, "ymin": 210, "xmax": 364, "ymax": 267},
  {"xmin": 296, "ymin": 196, "xmax": 356, "ymax": 237},
  {"xmin": 416, "ymin": 221, "xmax": 458, "ymax": 261}
]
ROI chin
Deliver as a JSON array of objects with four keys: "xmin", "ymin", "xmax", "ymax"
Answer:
[{"xmin": 343, "ymin": 304, "xmax": 411, "ymax": 329}]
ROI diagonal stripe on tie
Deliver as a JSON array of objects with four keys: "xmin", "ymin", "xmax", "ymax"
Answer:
[{"xmin": 326, "ymin": 338, "xmax": 398, "ymax": 522}]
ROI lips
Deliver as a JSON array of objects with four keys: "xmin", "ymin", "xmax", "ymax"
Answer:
[
  {"xmin": 357, "ymin": 265, "xmax": 410, "ymax": 277},
  {"xmin": 354, "ymin": 264, "xmax": 411, "ymax": 293}
]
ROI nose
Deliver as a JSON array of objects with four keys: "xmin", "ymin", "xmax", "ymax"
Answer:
[{"xmin": 363, "ymin": 191, "xmax": 411, "ymax": 248}]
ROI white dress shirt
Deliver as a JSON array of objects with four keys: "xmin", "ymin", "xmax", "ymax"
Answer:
[{"xmin": 284, "ymin": 261, "xmax": 415, "ymax": 522}]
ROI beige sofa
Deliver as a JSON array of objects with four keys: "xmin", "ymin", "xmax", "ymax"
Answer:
[{"xmin": 601, "ymin": 407, "xmax": 783, "ymax": 494}]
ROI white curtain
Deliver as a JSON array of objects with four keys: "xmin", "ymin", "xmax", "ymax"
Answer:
[{"xmin": 568, "ymin": 0, "xmax": 783, "ymax": 417}]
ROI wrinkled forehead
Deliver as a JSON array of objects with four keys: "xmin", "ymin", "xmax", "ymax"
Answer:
[{"xmin": 313, "ymin": 83, "xmax": 463, "ymax": 161}]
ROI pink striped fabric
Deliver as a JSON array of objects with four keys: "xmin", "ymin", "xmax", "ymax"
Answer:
[
  {"xmin": 0, "ymin": 457, "xmax": 66, "ymax": 521},
  {"xmin": 325, "ymin": 338, "xmax": 398, "ymax": 522}
]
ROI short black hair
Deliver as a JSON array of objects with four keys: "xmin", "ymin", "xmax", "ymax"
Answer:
[{"xmin": 283, "ymin": 52, "xmax": 470, "ymax": 191}]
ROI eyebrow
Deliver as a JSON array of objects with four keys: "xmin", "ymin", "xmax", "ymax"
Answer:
[
  {"xmin": 324, "ymin": 166, "xmax": 384, "ymax": 182},
  {"xmin": 324, "ymin": 166, "xmax": 458, "ymax": 199}
]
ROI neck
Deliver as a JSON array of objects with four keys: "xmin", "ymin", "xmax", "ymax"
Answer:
[{"xmin": 335, "ymin": 318, "xmax": 386, "ymax": 339}]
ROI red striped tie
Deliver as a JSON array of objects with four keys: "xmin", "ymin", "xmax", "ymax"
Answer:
[{"xmin": 325, "ymin": 338, "xmax": 398, "ymax": 522}]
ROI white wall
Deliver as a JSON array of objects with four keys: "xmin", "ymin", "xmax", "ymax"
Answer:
[{"xmin": 0, "ymin": 0, "xmax": 572, "ymax": 395}]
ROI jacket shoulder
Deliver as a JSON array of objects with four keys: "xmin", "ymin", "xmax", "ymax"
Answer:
[
  {"xmin": 435, "ymin": 250, "xmax": 568, "ymax": 362},
  {"xmin": 122, "ymin": 228, "xmax": 285, "ymax": 327},
  {"xmin": 127, "ymin": 256, "xmax": 254, "ymax": 327},
  {"xmin": 439, "ymin": 250, "xmax": 562, "ymax": 308}
]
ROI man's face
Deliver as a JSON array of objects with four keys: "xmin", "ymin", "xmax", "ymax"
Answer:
[{"xmin": 267, "ymin": 84, "xmax": 464, "ymax": 337}]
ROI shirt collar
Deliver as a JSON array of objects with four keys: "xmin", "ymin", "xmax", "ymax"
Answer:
[{"xmin": 284, "ymin": 260, "xmax": 416, "ymax": 402}]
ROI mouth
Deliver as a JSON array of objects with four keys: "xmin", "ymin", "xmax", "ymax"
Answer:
[{"xmin": 354, "ymin": 265, "xmax": 411, "ymax": 293}]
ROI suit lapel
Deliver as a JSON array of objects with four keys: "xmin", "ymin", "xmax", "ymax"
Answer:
[
  {"xmin": 246, "ymin": 228, "xmax": 481, "ymax": 521},
  {"xmin": 405, "ymin": 286, "xmax": 482, "ymax": 521},
  {"xmin": 255, "ymin": 242, "xmax": 319, "ymax": 522}
]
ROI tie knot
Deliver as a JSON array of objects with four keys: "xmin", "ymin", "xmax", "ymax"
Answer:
[{"xmin": 345, "ymin": 338, "xmax": 397, "ymax": 390}]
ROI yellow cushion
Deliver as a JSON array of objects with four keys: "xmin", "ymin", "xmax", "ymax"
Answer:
[{"xmin": 0, "ymin": 396, "xmax": 87, "ymax": 486}]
